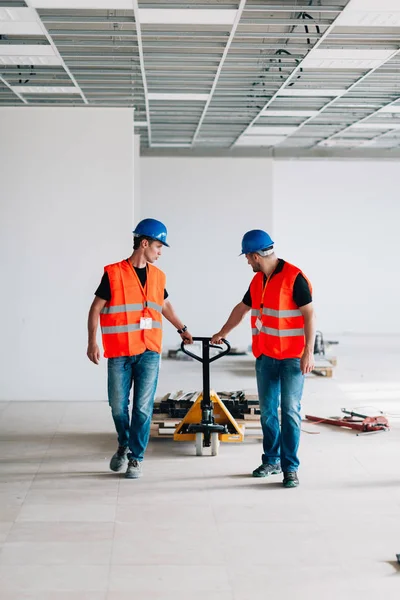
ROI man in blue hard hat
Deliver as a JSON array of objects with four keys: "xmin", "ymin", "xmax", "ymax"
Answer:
[
  {"xmin": 212, "ymin": 230, "xmax": 315, "ymax": 488},
  {"xmin": 87, "ymin": 218, "xmax": 193, "ymax": 479}
]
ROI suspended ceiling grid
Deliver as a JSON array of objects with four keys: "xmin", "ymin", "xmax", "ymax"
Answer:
[{"xmin": 0, "ymin": 1, "xmax": 400, "ymax": 154}]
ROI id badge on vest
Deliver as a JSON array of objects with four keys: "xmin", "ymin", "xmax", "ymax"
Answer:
[
  {"xmin": 140, "ymin": 317, "xmax": 153, "ymax": 330},
  {"xmin": 255, "ymin": 317, "xmax": 263, "ymax": 332}
]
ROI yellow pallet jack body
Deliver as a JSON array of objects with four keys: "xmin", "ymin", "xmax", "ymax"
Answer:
[
  {"xmin": 173, "ymin": 337, "xmax": 244, "ymax": 455},
  {"xmin": 174, "ymin": 390, "xmax": 244, "ymax": 443}
]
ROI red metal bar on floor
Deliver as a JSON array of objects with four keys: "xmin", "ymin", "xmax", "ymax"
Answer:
[{"xmin": 305, "ymin": 414, "xmax": 389, "ymax": 433}]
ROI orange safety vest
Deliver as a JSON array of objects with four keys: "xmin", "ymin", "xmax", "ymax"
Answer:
[
  {"xmin": 99, "ymin": 260, "xmax": 166, "ymax": 358},
  {"xmin": 250, "ymin": 261, "xmax": 312, "ymax": 360}
]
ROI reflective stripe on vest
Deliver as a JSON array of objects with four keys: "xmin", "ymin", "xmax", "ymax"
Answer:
[
  {"xmin": 252, "ymin": 326, "xmax": 305, "ymax": 337},
  {"xmin": 101, "ymin": 321, "xmax": 163, "ymax": 335},
  {"xmin": 101, "ymin": 301, "xmax": 163, "ymax": 315},
  {"xmin": 252, "ymin": 308, "xmax": 302, "ymax": 318}
]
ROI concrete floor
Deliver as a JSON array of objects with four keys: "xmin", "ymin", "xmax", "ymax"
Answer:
[{"xmin": 1, "ymin": 335, "xmax": 400, "ymax": 599}]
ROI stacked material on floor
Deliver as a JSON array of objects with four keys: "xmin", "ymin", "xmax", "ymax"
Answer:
[
  {"xmin": 152, "ymin": 390, "xmax": 263, "ymax": 439},
  {"xmin": 153, "ymin": 390, "xmax": 260, "ymax": 420}
]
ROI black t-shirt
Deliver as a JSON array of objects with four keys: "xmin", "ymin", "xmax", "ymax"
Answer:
[
  {"xmin": 242, "ymin": 259, "xmax": 312, "ymax": 308},
  {"xmin": 95, "ymin": 261, "xmax": 168, "ymax": 302}
]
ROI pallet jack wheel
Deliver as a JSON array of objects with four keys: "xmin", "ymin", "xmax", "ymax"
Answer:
[
  {"xmin": 195, "ymin": 432, "xmax": 203, "ymax": 456},
  {"xmin": 211, "ymin": 432, "xmax": 220, "ymax": 456}
]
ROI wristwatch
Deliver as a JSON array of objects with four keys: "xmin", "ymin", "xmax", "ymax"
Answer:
[{"xmin": 177, "ymin": 325, "xmax": 187, "ymax": 334}]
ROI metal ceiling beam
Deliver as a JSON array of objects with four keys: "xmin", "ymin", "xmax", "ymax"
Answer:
[
  {"xmin": 48, "ymin": 30, "xmax": 136, "ymax": 37},
  {"xmin": 148, "ymin": 32, "xmax": 324, "ymax": 40},
  {"xmin": 191, "ymin": 0, "xmax": 247, "ymax": 146},
  {"xmin": 244, "ymin": 4, "xmax": 344, "ymax": 12},
  {"xmin": 55, "ymin": 41, "xmax": 138, "ymax": 47},
  {"xmin": 41, "ymin": 15, "xmax": 134, "ymax": 24},
  {"xmin": 132, "ymin": 0, "xmax": 152, "ymax": 146},
  {"xmin": 329, "ymin": 33, "xmax": 400, "ymax": 41},
  {"xmin": 46, "ymin": 23, "xmax": 326, "ymax": 35},
  {"xmin": 65, "ymin": 61, "xmax": 138, "ymax": 67},
  {"xmin": 0, "ymin": 39, "xmax": 49, "ymax": 46},
  {"xmin": 242, "ymin": 18, "xmax": 332, "ymax": 25},
  {"xmin": 60, "ymin": 51, "xmax": 140, "ymax": 57},
  {"xmin": 24, "ymin": 0, "xmax": 88, "ymax": 105}
]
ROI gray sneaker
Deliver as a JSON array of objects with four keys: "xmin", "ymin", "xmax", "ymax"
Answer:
[
  {"xmin": 109, "ymin": 446, "xmax": 128, "ymax": 472},
  {"xmin": 125, "ymin": 459, "xmax": 142, "ymax": 479},
  {"xmin": 283, "ymin": 471, "xmax": 299, "ymax": 488},
  {"xmin": 252, "ymin": 463, "xmax": 282, "ymax": 478}
]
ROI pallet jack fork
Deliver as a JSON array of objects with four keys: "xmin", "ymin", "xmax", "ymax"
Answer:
[
  {"xmin": 173, "ymin": 337, "xmax": 244, "ymax": 455},
  {"xmin": 306, "ymin": 408, "xmax": 389, "ymax": 435}
]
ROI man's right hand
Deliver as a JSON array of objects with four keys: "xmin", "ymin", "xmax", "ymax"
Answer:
[
  {"xmin": 211, "ymin": 332, "xmax": 225, "ymax": 345},
  {"xmin": 87, "ymin": 343, "xmax": 100, "ymax": 365}
]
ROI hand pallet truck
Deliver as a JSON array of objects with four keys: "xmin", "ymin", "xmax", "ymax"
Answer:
[
  {"xmin": 306, "ymin": 408, "xmax": 389, "ymax": 435},
  {"xmin": 173, "ymin": 337, "xmax": 244, "ymax": 455}
]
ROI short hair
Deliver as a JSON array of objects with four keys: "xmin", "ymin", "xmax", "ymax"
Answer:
[{"xmin": 133, "ymin": 235, "xmax": 154, "ymax": 250}]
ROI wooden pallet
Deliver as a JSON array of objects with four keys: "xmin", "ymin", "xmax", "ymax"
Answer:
[{"xmin": 311, "ymin": 356, "xmax": 337, "ymax": 378}]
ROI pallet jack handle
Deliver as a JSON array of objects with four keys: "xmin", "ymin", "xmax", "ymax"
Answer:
[
  {"xmin": 180, "ymin": 337, "xmax": 231, "ymax": 409},
  {"xmin": 180, "ymin": 337, "xmax": 231, "ymax": 363}
]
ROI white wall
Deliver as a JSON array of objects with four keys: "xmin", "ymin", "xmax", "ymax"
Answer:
[
  {"xmin": 140, "ymin": 157, "xmax": 274, "ymax": 350},
  {"xmin": 0, "ymin": 108, "xmax": 134, "ymax": 400},
  {"xmin": 141, "ymin": 156, "xmax": 400, "ymax": 341},
  {"xmin": 274, "ymin": 159, "xmax": 400, "ymax": 334}
]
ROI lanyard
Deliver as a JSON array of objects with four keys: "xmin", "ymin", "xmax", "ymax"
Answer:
[{"xmin": 260, "ymin": 272, "xmax": 273, "ymax": 310}]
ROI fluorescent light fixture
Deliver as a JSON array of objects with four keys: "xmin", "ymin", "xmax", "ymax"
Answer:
[
  {"xmin": 277, "ymin": 89, "xmax": 346, "ymax": 97},
  {"xmin": 0, "ymin": 55, "xmax": 62, "ymax": 66},
  {"xmin": 0, "ymin": 45, "xmax": 55, "ymax": 57},
  {"xmin": 301, "ymin": 49, "xmax": 394, "ymax": 70},
  {"xmin": 336, "ymin": 0, "xmax": 400, "ymax": 27},
  {"xmin": 148, "ymin": 93, "xmax": 209, "ymax": 101},
  {"xmin": 134, "ymin": 121, "xmax": 148, "ymax": 127},
  {"xmin": 379, "ymin": 105, "xmax": 400, "ymax": 113},
  {"xmin": 247, "ymin": 126, "xmax": 298, "ymax": 136},
  {"xmin": 12, "ymin": 86, "xmax": 79, "ymax": 94},
  {"xmin": 138, "ymin": 9, "xmax": 237, "ymax": 25},
  {"xmin": 30, "ymin": 1, "xmax": 132, "ymax": 8},
  {"xmin": 0, "ymin": 8, "xmax": 42, "ymax": 35},
  {"xmin": 261, "ymin": 110, "xmax": 319, "ymax": 117},
  {"xmin": 351, "ymin": 122, "xmax": 400, "ymax": 130},
  {"xmin": 236, "ymin": 136, "xmax": 287, "ymax": 147}
]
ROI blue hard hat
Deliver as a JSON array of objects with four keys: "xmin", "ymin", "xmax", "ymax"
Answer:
[
  {"xmin": 240, "ymin": 230, "xmax": 274, "ymax": 255},
  {"xmin": 133, "ymin": 218, "xmax": 169, "ymax": 247}
]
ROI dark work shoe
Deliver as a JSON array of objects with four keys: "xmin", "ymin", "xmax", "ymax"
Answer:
[
  {"xmin": 125, "ymin": 459, "xmax": 142, "ymax": 479},
  {"xmin": 252, "ymin": 463, "xmax": 282, "ymax": 478},
  {"xmin": 283, "ymin": 472, "xmax": 299, "ymax": 488},
  {"xmin": 109, "ymin": 446, "xmax": 128, "ymax": 472}
]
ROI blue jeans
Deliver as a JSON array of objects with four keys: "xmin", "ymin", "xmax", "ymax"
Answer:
[
  {"xmin": 107, "ymin": 350, "xmax": 160, "ymax": 462},
  {"xmin": 256, "ymin": 355, "xmax": 304, "ymax": 472}
]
